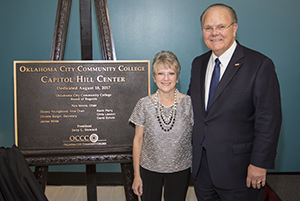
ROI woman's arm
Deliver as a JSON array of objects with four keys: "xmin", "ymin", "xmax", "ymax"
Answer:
[{"xmin": 132, "ymin": 125, "xmax": 144, "ymax": 196}]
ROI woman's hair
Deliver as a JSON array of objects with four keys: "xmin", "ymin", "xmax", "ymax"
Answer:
[{"xmin": 152, "ymin": 51, "xmax": 181, "ymax": 79}]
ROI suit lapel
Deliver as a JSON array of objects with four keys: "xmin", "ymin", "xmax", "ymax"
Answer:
[{"xmin": 207, "ymin": 43, "xmax": 245, "ymax": 110}]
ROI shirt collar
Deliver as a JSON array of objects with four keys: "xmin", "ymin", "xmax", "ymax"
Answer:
[{"xmin": 212, "ymin": 40, "xmax": 237, "ymax": 67}]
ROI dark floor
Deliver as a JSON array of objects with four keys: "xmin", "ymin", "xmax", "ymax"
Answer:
[{"xmin": 267, "ymin": 174, "xmax": 300, "ymax": 201}]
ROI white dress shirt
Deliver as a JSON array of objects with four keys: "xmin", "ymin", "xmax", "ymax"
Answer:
[{"xmin": 205, "ymin": 41, "xmax": 237, "ymax": 110}]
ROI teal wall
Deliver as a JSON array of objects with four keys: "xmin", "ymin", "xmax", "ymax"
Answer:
[{"xmin": 1, "ymin": 0, "xmax": 299, "ymax": 172}]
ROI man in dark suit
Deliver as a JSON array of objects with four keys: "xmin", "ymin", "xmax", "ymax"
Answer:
[{"xmin": 188, "ymin": 3, "xmax": 282, "ymax": 200}]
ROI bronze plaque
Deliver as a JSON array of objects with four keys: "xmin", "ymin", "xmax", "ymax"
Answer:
[{"xmin": 14, "ymin": 61, "xmax": 150, "ymax": 150}]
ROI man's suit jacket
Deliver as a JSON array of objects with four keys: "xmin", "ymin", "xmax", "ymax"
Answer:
[{"xmin": 188, "ymin": 42, "xmax": 282, "ymax": 189}]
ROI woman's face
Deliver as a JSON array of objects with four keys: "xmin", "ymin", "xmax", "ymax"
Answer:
[{"xmin": 154, "ymin": 65, "xmax": 178, "ymax": 94}]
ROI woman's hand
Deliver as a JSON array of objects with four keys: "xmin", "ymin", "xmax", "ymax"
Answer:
[
  {"xmin": 132, "ymin": 176, "xmax": 143, "ymax": 196},
  {"xmin": 132, "ymin": 125, "xmax": 144, "ymax": 196}
]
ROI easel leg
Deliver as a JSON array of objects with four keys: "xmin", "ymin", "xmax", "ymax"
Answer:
[
  {"xmin": 121, "ymin": 163, "xmax": 138, "ymax": 201},
  {"xmin": 86, "ymin": 164, "xmax": 97, "ymax": 201},
  {"xmin": 34, "ymin": 166, "xmax": 48, "ymax": 192}
]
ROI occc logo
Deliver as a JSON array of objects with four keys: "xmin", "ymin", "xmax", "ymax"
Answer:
[
  {"xmin": 69, "ymin": 135, "xmax": 89, "ymax": 142},
  {"xmin": 69, "ymin": 134, "xmax": 99, "ymax": 143}
]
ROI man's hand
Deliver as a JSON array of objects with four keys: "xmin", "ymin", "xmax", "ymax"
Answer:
[{"xmin": 246, "ymin": 164, "xmax": 267, "ymax": 189}]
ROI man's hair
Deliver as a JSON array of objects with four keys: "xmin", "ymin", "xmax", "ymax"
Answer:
[{"xmin": 200, "ymin": 3, "xmax": 238, "ymax": 27}]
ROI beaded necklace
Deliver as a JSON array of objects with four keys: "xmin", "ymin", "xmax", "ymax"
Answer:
[{"xmin": 154, "ymin": 89, "xmax": 179, "ymax": 132}]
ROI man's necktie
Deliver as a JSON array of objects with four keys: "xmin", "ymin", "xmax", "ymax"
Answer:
[
  {"xmin": 203, "ymin": 58, "xmax": 220, "ymax": 148},
  {"xmin": 207, "ymin": 58, "xmax": 221, "ymax": 107}
]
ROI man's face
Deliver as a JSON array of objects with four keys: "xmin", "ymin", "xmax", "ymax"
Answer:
[{"xmin": 202, "ymin": 7, "xmax": 238, "ymax": 57}]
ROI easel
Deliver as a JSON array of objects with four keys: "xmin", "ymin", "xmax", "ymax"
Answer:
[{"xmin": 21, "ymin": 0, "xmax": 138, "ymax": 200}]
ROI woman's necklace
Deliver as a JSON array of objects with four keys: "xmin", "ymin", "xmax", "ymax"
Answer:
[{"xmin": 154, "ymin": 89, "xmax": 179, "ymax": 132}]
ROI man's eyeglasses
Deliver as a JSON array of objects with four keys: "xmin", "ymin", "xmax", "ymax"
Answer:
[{"xmin": 202, "ymin": 22, "xmax": 235, "ymax": 33}]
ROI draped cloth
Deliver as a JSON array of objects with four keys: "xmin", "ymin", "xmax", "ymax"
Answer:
[{"xmin": 0, "ymin": 145, "xmax": 48, "ymax": 201}]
